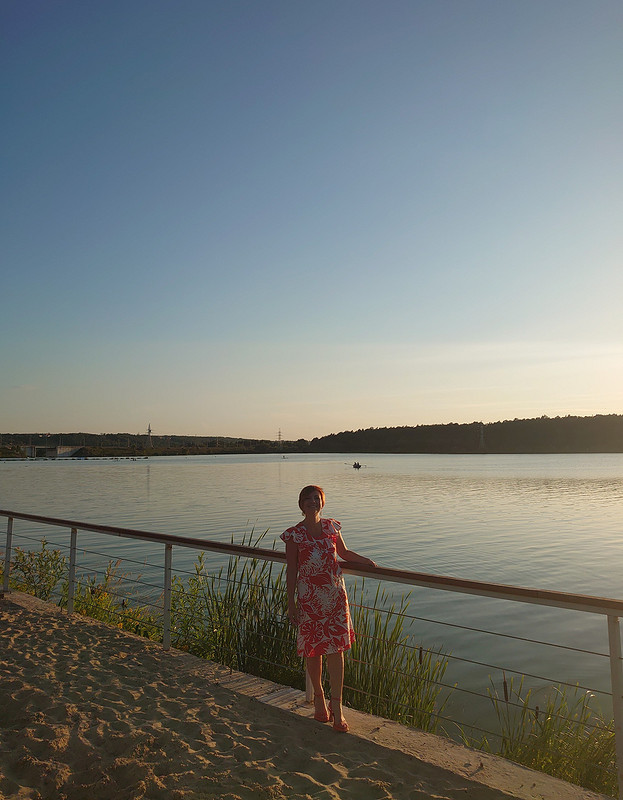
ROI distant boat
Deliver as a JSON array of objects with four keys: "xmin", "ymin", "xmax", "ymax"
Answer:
[{"xmin": 352, "ymin": 461, "xmax": 362, "ymax": 469}]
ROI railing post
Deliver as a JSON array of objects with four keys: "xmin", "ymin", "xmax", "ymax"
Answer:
[
  {"xmin": 608, "ymin": 615, "xmax": 623, "ymax": 800},
  {"xmin": 2, "ymin": 517, "xmax": 13, "ymax": 593},
  {"xmin": 163, "ymin": 543, "xmax": 172, "ymax": 651},
  {"xmin": 67, "ymin": 528, "xmax": 78, "ymax": 614}
]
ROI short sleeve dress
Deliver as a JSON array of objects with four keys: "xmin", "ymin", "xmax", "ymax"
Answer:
[{"xmin": 281, "ymin": 518, "xmax": 356, "ymax": 658}]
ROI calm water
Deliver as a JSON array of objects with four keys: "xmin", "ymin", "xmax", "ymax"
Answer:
[{"xmin": 2, "ymin": 452, "xmax": 622, "ymax": 727}]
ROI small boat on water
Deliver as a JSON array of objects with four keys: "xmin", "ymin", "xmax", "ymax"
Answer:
[{"xmin": 352, "ymin": 461, "xmax": 362, "ymax": 469}]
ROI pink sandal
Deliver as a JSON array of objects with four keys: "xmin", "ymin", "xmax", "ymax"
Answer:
[
  {"xmin": 313, "ymin": 694, "xmax": 330, "ymax": 723},
  {"xmin": 330, "ymin": 698, "xmax": 349, "ymax": 733}
]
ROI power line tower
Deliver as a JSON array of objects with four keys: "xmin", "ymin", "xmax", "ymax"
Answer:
[
  {"xmin": 147, "ymin": 423, "xmax": 153, "ymax": 448},
  {"xmin": 277, "ymin": 429, "xmax": 283, "ymax": 449}
]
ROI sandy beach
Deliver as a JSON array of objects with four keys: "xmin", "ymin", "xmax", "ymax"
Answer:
[{"xmin": 0, "ymin": 592, "xmax": 609, "ymax": 800}]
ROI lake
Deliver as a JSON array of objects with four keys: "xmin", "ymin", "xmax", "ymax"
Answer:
[{"xmin": 2, "ymin": 452, "xmax": 622, "ymax": 732}]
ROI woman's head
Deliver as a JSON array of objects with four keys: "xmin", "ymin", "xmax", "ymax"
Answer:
[{"xmin": 298, "ymin": 484, "xmax": 325, "ymax": 513}]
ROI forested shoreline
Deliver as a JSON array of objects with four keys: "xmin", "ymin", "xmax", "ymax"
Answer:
[
  {"xmin": 2, "ymin": 414, "xmax": 622, "ymax": 457},
  {"xmin": 309, "ymin": 414, "xmax": 623, "ymax": 454}
]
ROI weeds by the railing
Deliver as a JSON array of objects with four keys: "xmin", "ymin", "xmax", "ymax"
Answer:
[
  {"xmin": 475, "ymin": 674, "xmax": 616, "ymax": 796},
  {"xmin": 61, "ymin": 560, "xmax": 161, "ymax": 640},
  {"xmin": 8, "ymin": 540, "xmax": 67, "ymax": 601}
]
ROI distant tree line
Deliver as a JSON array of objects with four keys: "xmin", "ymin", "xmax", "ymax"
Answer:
[
  {"xmin": 308, "ymin": 414, "xmax": 623, "ymax": 454},
  {"xmin": 2, "ymin": 414, "xmax": 622, "ymax": 457},
  {"xmin": 0, "ymin": 432, "xmax": 309, "ymax": 458}
]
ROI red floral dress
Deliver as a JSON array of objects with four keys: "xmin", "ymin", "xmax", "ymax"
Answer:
[{"xmin": 281, "ymin": 518, "xmax": 355, "ymax": 658}]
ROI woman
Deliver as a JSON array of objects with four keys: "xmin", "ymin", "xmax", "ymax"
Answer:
[{"xmin": 281, "ymin": 485, "xmax": 376, "ymax": 732}]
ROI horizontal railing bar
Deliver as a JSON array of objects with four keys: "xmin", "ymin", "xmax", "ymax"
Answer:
[
  {"xmin": 339, "ymin": 564, "xmax": 623, "ymax": 616},
  {"xmin": 351, "ymin": 601, "xmax": 611, "ymax": 657},
  {"xmin": 1, "ymin": 508, "xmax": 284, "ymax": 561},
  {"xmin": 353, "ymin": 632, "xmax": 611, "ymax": 693},
  {"xmin": 3, "ymin": 508, "xmax": 623, "ymax": 616}
]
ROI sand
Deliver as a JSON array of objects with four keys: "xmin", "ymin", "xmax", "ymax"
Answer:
[{"xmin": 0, "ymin": 591, "xmax": 609, "ymax": 800}]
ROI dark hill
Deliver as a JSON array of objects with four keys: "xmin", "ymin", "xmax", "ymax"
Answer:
[{"xmin": 309, "ymin": 414, "xmax": 623, "ymax": 454}]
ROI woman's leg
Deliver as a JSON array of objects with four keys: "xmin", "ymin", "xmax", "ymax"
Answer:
[
  {"xmin": 306, "ymin": 655, "xmax": 323, "ymax": 693},
  {"xmin": 306, "ymin": 655, "xmax": 328, "ymax": 719},
  {"xmin": 326, "ymin": 651, "xmax": 347, "ymax": 729},
  {"xmin": 326, "ymin": 650, "xmax": 344, "ymax": 697}
]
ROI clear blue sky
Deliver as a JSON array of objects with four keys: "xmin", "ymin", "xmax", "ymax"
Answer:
[{"xmin": 3, "ymin": 1, "xmax": 622, "ymax": 440}]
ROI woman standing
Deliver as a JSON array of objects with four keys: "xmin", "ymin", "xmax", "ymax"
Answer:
[{"xmin": 281, "ymin": 485, "xmax": 376, "ymax": 732}]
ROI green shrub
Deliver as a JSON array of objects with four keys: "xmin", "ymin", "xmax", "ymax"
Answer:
[
  {"xmin": 10, "ymin": 540, "xmax": 67, "ymax": 600},
  {"xmin": 63, "ymin": 559, "xmax": 161, "ymax": 639}
]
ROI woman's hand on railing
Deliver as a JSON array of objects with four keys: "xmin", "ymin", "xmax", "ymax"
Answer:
[{"xmin": 341, "ymin": 555, "xmax": 377, "ymax": 568}]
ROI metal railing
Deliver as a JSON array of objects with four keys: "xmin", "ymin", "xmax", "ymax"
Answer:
[{"xmin": 2, "ymin": 507, "xmax": 623, "ymax": 798}]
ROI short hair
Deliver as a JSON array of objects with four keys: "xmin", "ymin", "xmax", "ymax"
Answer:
[{"xmin": 298, "ymin": 484, "xmax": 325, "ymax": 510}]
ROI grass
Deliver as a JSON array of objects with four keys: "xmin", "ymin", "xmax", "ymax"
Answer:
[
  {"xmin": 2, "ymin": 538, "xmax": 618, "ymax": 796},
  {"xmin": 477, "ymin": 673, "xmax": 617, "ymax": 796}
]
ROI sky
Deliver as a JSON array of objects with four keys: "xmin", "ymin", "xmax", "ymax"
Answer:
[{"xmin": 2, "ymin": 1, "xmax": 622, "ymax": 441}]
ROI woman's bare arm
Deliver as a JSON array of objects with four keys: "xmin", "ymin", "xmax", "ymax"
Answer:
[
  {"xmin": 285, "ymin": 539, "xmax": 299, "ymax": 624},
  {"xmin": 335, "ymin": 533, "xmax": 376, "ymax": 567}
]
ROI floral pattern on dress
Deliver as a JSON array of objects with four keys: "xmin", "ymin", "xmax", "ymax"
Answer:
[{"xmin": 281, "ymin": 518, "xmax": 355, "ymax": 657}]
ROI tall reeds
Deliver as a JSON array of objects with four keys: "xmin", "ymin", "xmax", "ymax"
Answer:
[
  {"xmin": 346, "ymin": 582, "xmax": 451, "ymax": 733},
  {"xmin": 169, "ymin": 544, "xmax": 302, "ymax": 688},
  {"xmin": 481, "ymin": 674, "xmax": 616, "ymax": 796}
]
